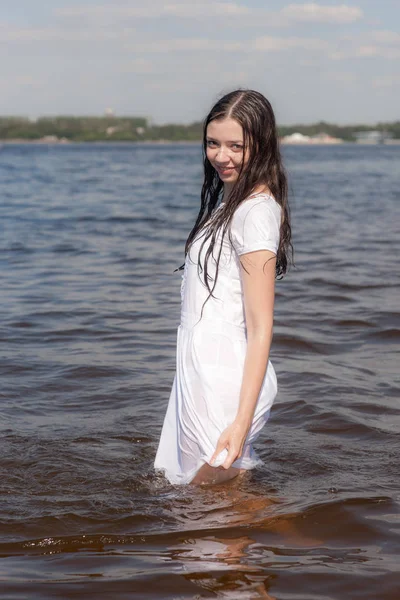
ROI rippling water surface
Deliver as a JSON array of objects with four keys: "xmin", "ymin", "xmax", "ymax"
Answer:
[{"xmin": 0, "ymin": 142, "xmax": 399, "ymax": 599}]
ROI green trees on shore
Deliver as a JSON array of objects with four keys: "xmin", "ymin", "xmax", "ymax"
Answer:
[
  {"xmin": 0, "ymin": 116, "xmax": 148, "ymax": 141},
  {"xmin": 0, "ymin": 115, "xmax": 399, "ymax": 142},
  {"xmin": 278, "ymin": 121, "xmax": 400, "ymax": 142}
]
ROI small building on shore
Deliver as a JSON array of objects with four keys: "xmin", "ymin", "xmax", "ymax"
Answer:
[
  {"xmin": 281, "ymin": 132, "xmax": 311, "ymax": 144},
  {"xmin": 354, "ymin": 130, "xmax": 392, "ymax": 144},
  {"xmin": 310, "ymin": 132, "xmax": 343, "ymax": 144},
  {"xmin": 281, "ymin": 132, "xmax": 343, "ymax": 145},
  {"xmin": 37, "ymin": 135, "xmax": 69, "ymax": 144}
]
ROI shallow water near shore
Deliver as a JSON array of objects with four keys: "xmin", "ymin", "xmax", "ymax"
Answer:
[{"xmin": 0, "ymin": 142, "xmax": 399, "ymax": 599}]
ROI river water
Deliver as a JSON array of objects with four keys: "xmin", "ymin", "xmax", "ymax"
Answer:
[{"xmin": 0, "ymin": 142, "xmax": 399, "ymax": 599}]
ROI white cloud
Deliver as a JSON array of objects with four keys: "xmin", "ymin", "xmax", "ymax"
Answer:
[
  {"xmin": 328, "ymin": 71, "xmax": 356, "ymax": 84},
  {"xmin": 55, "ymin": 2, "xmax": 249, "ymax": 20},
  {"xmin": 55, "ymin": 4, "xmax": 165, "ymax": 19},
  {"xmin": 330, "ymin": 42, "xmax": 400, "ymax": 61},
  {"xmin": 2, "ymin": 74, "xmax": 43, "ymax": 87},
  {"xmin": 253, "ymin": 35, "xmax": 329, "ymax": 52},
  {"xmin": 372, "ymin": 74, "xmax": 400, "ymax": 88},
  {"xmin": 356, "ymin": 45, "xmax": 400, "ymax": 59},
  {"xmin": 124, "ymin": 38, "xmax": 244, "ymax": 53},
  {"xmin": 281, "ymin": 3, "xmax": 363, "ymax": 24},
  {"xmin": 165, "ymin": 2, "xmax": 249, "ymax": 17},
  {"xmin": 356, "ymin": 45, "xmax": 378, "ymax": 57},
  {"xmin": 329, "ymin": 50, "xmax": 346, "ymax": 60},
  {"xmin": 123, "ymin": 34, "xmax": 331, "ymax": 54},
  {"xmin": 54, "ymin": 2, "xmax": 364, "ymax": 28},
  {"xmin": 371, "ymin": 30, "xmax": 400, "ymax": 45},
  {"xmin": 54, "ymin": 3, "xmax": 284, "ymax": 32},
  {"xmin": 0, "ymin": 24, "xmax": 124, "ymax": 42},
  {"xmin": 119, "ymin": 58, "xmax": 154, "ymax": 74}
]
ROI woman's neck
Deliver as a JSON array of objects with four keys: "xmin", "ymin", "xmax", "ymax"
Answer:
[
  {"xmin": 223, "ymin": 183, "xmax": 271, "ymax": 203},
  {"xmin": 222, "ymin": 183, "xmax": 233, "ymax": 202}
]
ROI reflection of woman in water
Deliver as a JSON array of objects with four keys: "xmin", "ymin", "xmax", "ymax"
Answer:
[
  {"xmin": 167, "ymin": 485, "xmax": 320, "ymax": 599},
  {"xmin": 154, "ymin": 89, "xmax": 292, "ymax": 485}
]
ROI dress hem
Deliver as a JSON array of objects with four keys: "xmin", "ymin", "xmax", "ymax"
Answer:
[{"xmin": 154, "ymin": 452, "xmax": 264, "ymax": 486}]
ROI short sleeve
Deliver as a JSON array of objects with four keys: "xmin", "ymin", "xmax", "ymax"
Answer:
[{"xmin": 230, "ymin": 200, "xmax": 281, "ymax": 256}]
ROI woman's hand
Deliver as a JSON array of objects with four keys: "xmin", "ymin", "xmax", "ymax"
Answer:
[{"xmin": 209, "ymin": 419, "xmax": 251, "ymax": 470}]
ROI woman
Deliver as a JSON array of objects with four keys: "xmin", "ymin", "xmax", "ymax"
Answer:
[{"xmin": 154, "ymin": 89, "xmax": 292, "ymax": 485}]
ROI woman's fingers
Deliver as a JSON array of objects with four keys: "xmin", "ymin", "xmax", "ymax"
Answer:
[
  {"xmin": 210, "ymin": 425, "xmax": 246, "ymax": 468},
  {"xmin": 223, "ymin": 444, "xmax": 239, "ymax": 469},
  {"xmin": 209, "ymin": 437, "xmax": 227, "ymax": 465}
]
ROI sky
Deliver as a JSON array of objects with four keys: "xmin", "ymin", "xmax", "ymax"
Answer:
[{"xmin": 1, "ymin": 0, "xmax": 399, "ymax": 125}]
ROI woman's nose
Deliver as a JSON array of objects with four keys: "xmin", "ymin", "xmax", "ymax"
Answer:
[{"xmin": 215, "ymin": 147, "xmax": 230, "ymax": 163}]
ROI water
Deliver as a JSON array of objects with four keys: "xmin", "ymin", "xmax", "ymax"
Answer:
[{"xmin": 0, "ymin": 142, "xmax": 399, "ymax": 599}]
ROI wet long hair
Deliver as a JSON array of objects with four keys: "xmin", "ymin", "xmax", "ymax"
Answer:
[{"xmin": 181, "ymin": 89, "xmax": 292, "ymax": 309}]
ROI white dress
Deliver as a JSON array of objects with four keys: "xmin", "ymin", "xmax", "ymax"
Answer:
[{"xmin": 154, "ymin": 193, "xmax": 282, "ymax": 485}]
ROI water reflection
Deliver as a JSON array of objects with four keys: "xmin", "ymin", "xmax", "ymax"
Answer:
[
  {"xmin": 163, "ymin": 479, "xmax": 322, "ymax": 599},
  {"xmin": 171, "ymin": 534, "xmax": 277, "ymax": 599}
]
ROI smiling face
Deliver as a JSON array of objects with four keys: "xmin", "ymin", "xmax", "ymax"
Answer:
[{"xmin": 206, "ymin": 117, "xmax": 249, "ymax": 189}]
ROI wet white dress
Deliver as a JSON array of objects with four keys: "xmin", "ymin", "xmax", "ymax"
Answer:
[{"xmin": 154, "ymin": 193, "xmax": 282, "ymax": 484}]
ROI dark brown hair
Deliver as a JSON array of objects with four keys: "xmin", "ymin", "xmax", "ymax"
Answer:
[{"xmin": 181, "ymin": 89, "xmax": 292, "ymax": 307}]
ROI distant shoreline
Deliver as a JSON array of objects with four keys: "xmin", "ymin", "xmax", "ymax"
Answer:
[
  {"xmin": 0, "ymin": 138, "xmax": 201, "ymax": 145},
  {"xmin": 2, "ymin": 138, "xmax": 400, "ymax": 146},
  {"xmin": 1, "ymin": 116, "xmax": 399, "ymax": 145}
]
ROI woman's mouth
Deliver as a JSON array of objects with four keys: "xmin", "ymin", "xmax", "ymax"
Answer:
[{"xmin": 216, "ymin": 166, "xmax": 235, "ymax": 176}]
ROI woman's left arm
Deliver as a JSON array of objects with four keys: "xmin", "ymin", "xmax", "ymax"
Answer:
[{"xmin": 210, "ymin": 249, "xmax": 276, "ymax": 469}]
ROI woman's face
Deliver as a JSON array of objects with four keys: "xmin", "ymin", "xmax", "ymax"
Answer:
[{"xmin": 206, "ymin": 117, "xmax": 249, "ymax": 185}]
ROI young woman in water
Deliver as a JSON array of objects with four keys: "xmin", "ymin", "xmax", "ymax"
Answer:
[{"xmin": 154, "ymin": 89, "xmax": 292, "ymax": 485}]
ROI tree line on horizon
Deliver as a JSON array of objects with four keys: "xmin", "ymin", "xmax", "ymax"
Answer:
[{"xmin": 0, "ymin": 115, "xmax": 399, "ymax": 142}]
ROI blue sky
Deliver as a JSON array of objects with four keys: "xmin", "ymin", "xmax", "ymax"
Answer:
[{"xmin": 1, "ymin": 1, "xmax": 399, "ymax": 124}]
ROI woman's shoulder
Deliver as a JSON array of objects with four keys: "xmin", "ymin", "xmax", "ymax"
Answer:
[
  {"xmin": 234, "ymin": 192, "xmax": 281, "ymax": 224},
  {"xmin": 230, "ymin": 192, "xmax": 282, "ymax": 254}
]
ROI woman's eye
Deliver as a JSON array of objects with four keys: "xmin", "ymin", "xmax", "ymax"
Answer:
[
  {"xmin": 207, "ymin": 140, "xmax": 217, "ymax": 147},
  {"xmin": 232, "ymin": 144, "xmax": 243, "ymax": 150}
]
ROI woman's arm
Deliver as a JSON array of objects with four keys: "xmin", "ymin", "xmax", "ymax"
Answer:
[
  {"xmin": 210, "ymin": 249, "xmax": 276, "ymax": 469},
  {"xmin": 236, "ymin": 249, "xmax": 276, "ymax": 427}
]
